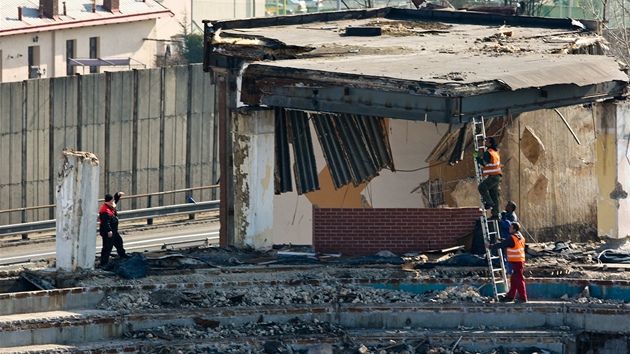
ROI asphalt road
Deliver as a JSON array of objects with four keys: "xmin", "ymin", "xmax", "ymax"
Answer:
[{"xmin": 0, "ymin": 220, "xmax": 220, "ymax": 266}]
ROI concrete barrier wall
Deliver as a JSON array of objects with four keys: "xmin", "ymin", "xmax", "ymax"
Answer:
[{"xmin": 0, "ymin": 64, "xmax": 218, "ymax": 224}]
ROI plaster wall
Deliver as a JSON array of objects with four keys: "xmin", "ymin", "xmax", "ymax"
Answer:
[
  {"xmin": 597, "ymin": 103, "xmax": 618, "ymax": 238},
  {"xmin": 272, "ymin": 119, "xmax": 444, "ymax": 245},
  {"xmin": 615, "ymin": 101, "xmax": 630, "ymax": 238},
  {"xmin": 429, "ymin": 106, "xmax": 604, "ymax": 242},
  {"xmin": 156, "ymin": 0, "xmax": 192, "ymax": 38},
  {"xmin": 233, "ymin": 108, "xmax": 275, "ymax": 248},
  {"xmin": 499, "ymin": 106, "xmax": 599, "ymax": 242},
  {"xmin": 55, "ymin": 151, "xmax": 100, "ymax": 271},
  {"xmin": 0, "ymin": 21, "xmax": 158, "ymax": 83},
  {"xmin": 193, "ymin": 0, "xmax": 266, "ymax": 22}
]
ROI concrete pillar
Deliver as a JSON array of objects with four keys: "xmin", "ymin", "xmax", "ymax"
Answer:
[
  {"xmin": 597, "ymin": 101, "xmax": 630, "ymax": 239},
  {"xmin": 233, "ymin": 107, "xmax": 274, "ymax": 249},
  {"xmin": 55, "ymin": 150, "xmax": 100, "ymax": 271}
]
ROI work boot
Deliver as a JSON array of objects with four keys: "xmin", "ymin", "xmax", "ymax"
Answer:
[
  {"xmin": 498, "ymin": 295, "xmax": 514, "ymax": 303},
  {"xmin": 484, "ymin": 202, "xmax": 495, "ymax": 210},
  {"xmin": 515, "ymin": 298, "xmax": 528, "ymax": 303}
]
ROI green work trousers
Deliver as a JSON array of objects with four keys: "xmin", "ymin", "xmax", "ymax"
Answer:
[{"xmin": 478, "ymin": 174, "xmax": 502, "ymax": 217}]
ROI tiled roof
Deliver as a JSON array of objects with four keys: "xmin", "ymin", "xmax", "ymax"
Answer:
[{"xmin": 0, "ymin": 0, "xmax": 173, "ymax": 35}]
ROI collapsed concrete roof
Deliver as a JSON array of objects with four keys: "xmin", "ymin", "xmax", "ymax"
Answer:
[{"xmin": 203, "ymin": 8, "xmax": 628, "ymax": 123}]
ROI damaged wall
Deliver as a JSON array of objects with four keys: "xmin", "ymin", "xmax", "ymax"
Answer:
[
  {"xmin": 598, "ymin": 100, "xmax": 630, "ymax": 239},
  {"xmin": 503, "ymin": 106, "xmax": 599, "ymax": 242},
  {"xmin": 233, "ymin": 108, "xmax": 275, "ymax": 249},
  {"xmin": 273, "ymin": 119, "xmax": 445, "ymax": 245},
  {"xmin": 431, "ymin": 106, "xmax": 602, "ymax": 242}
]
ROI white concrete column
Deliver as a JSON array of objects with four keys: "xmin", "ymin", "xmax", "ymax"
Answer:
[
  {"xmin": 597, "ymin": 101, "xmax": 630, "ymax": 239},
  {"xmin": 232, "ymin": 107, "xmax": 274, "ymax": 249},
  {"xmin": 55, "ymin": 150, "xmax": 100, "ymax": 271}
]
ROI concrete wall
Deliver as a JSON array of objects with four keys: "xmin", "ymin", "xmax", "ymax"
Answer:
[
  {"xmin": 429, "ymin": 106, "xmax": 605, "ymax": 243},
  {"xmin": 313, "ymin": 207, "xmax": 481, "ymax": 255},
  {"xmin": 501, "ymin": 106, "xmax": 600, "ymax": 242},
  {"xmin": 0, "ymin": 64, "xmax": 218, "ymax": 225},
  {"xmin": 0, "ymin": 21, "xmax": 160, "ymax": 83},
  {"xmin": 273, "ymin": 119, "xmax": 445, "ymax": 245},
  {"xmin": 597, "ymin": 100, "xmax": 630, "ymax": 239}
]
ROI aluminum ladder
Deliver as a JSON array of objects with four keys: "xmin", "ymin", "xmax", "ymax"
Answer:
[{"xmin": 472, "ymin": 116, "xmax": 508, "ymax": 301}]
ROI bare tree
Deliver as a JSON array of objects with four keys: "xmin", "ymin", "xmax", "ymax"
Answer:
[{"xmin": 582, "ymin": 0, "xmax": 630, "ymax": 65}]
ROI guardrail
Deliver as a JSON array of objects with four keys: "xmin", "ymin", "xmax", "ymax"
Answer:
[
  {"xmin": 0, "ymin": 185, "xmax": 219, "ymax": 239},
  {"xmin": 0, "ymin": 200, "xmax": 220, "ymax": 238}
]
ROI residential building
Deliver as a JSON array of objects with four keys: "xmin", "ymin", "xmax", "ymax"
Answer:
[{"xmin": 0, "ymin": 0, "xmax": 173, "ymax": 83}]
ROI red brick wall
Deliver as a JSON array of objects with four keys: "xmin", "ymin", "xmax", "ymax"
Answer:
[{"xmin": 312, "ymin": 208, "xmax": 482, "ymax": 256}]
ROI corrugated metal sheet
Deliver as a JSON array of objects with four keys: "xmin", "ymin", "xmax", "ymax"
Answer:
[
  {"xmin": 355, "ymin": 114, "xmax": 394, "ymax": 172},
  {"xmin": 287, "ymin": 109, "xmax": 320, "ymax": 194},
  {"xmin": 312, "ymin": 113, "xmax": 354, "ymax": 189},
  {"xmin": 275, "ymin": 108, "xmax": 395, "ymax": 193},
  {"xmin": 313, "ymin": 113, "xmax": 394, "ymax": 190},
  {"xmin": 274, "ymin": 107, "xmax": 293, "ymax": 194}
]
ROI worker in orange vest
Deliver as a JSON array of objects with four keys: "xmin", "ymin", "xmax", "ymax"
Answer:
[
  {"xmin": 486, "ymin": 221, "xmax": 527, "ymax": 303},
  {"xmin": 473, "ymin": 136, "xmax": 502, "ymax": 220}
]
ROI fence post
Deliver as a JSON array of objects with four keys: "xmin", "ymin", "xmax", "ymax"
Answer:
[{"xmin": 147, "ymin": 195, "xmax": 153, "ymax": 225}]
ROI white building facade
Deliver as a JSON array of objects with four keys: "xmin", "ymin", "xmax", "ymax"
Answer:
[{"xmin": 0, "ymin": 0, "xmax": 173, "ymax": 83}]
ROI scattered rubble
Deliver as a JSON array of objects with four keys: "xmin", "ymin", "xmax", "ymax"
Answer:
[{"xmin": 126, "ymin": 318, "xmax": 557, "ymax": 354}]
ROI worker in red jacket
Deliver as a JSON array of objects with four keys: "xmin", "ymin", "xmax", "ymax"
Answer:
[
  {"xmin": 98, "ymin": 192, "xmax": 128, "ymax": 267},
  {"xmin": 486, "ymin": 221, "xmax": 527, "ymax": 303}
]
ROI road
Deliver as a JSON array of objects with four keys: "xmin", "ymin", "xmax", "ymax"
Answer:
[{"xmin": 0, "ymin": 221, "xmax": 220, "ymax": 266}]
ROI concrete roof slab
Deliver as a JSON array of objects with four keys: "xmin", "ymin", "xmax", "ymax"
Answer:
[{"xmin": 204, "ymin": 8, "xmax": 628, "ymax": 122}]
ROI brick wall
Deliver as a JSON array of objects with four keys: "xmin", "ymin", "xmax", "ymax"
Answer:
[{"xmin": 312, "ymin": 208, "xmax": 482, "ymax": 256}]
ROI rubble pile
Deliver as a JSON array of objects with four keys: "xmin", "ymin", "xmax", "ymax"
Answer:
[
  {"xmin": 126, "ymin": 318, "xmax": 555, "ymax": 354},
  {"xmin": 98, "ymin": 283, "xmax": 490, "ymax": 311},
  {"xmin": 418, "ymin": 285, "xmax": 489, "ymax": 304}
]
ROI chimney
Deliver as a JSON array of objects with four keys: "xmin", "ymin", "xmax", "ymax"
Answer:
[
  {"xmin": 18, "ymin": 6, "xmax": 23, "ymax": 21},
  {"xmin": 39, "ymin": 0, "xmax": 59, "ymax": 19},
  {"xmin": 63, "ymin": 2, "xmax": 67, "ymax": 16},
  {"xmin": 103, "ymin": 0, "xmax": 120, "ymax": 13}
]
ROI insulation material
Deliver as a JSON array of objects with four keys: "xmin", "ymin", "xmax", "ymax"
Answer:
[
  {"xmin": 521, "ymin": 125, "xmax": 545, "ymax": 165},
  {"xmin": 450, "ymin": 178, "xmax": 480, "ymax": 208}
]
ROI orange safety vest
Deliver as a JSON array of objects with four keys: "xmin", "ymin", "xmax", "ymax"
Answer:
[
  {"xmin": 482, "ymin": 149, "xmax": 502, "ymax": 177},
  {"xmin": 506, "ymin": 233, "xmax": 525, "ymax": 262}
]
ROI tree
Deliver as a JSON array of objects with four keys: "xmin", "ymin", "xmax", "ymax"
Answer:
[
  {"xmin": 155, "ymin": 11, "xmax": 204, "ymax": 67},
  {"xmin": 582, "ymin": 0, "xmax": 630, "ymax": 65},
  {"xmin": 178, "ymin": 33, "xmax": 204, "ymax": 64}
]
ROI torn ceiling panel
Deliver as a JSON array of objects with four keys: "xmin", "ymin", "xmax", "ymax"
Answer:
[
  {"xmin": 287, "ymin": 110, "xmax": 320, "ymax": 195},
  {"xmin": 313, "ymin": 113, "xmax": 394, "ymax": 189},
  {"xmin": 275, "ymin": 107, "xmax": 293, "ymax": 194},
  {"xmin": 312, "ymin": 113, "xmax": 354, "ymax": 189},
  {"xmin": 427, "ymin": 118, "xmax": 502, "ymax": 164}
]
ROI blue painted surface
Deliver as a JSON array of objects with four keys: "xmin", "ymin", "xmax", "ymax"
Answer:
[{"xmin": 367, "ymin": 280, "xmax": 630, "ymax": 301}]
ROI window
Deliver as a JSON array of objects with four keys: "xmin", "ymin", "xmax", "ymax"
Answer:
[
  {"xmin": 66, "ymin": 39, "xmax": 76, "ymax": 76},
  {"xmin": 28, "ymin": 46, "xmax": 41, "ymax": 79},
  {"xmin": 89, "ymin": 37, "xmax": 99, "ymax": 74}
]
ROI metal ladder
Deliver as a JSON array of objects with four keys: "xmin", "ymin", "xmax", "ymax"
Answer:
[{"xmin": 472, "ymin": 117, "xmax": 508, "ymax": 301}]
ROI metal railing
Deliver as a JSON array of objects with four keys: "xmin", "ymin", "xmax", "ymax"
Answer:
[
  {"xmin": 0, "ymin": 200, "xmax": 220, "ymax": 238},
  {"xmin": 0, "ymin": 186, "xmax": 220, "ymax": 239}
]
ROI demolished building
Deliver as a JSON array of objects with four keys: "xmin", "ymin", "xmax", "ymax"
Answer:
[
  {"xmin": 3, "ymin": 6, "xmax": 630, "ymax": 354},
  {"xmin": 202, "ymin": 7, "xmax": 630, "ymax": 251}
]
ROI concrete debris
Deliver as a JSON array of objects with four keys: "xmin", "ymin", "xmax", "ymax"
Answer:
[
  {"xmin": 125, "ymin": 318, "xmax": 555, "ymax": 354},
  {"xmin": 98, "ymin": 283, "xmax": 489, "ymax": 311}
]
